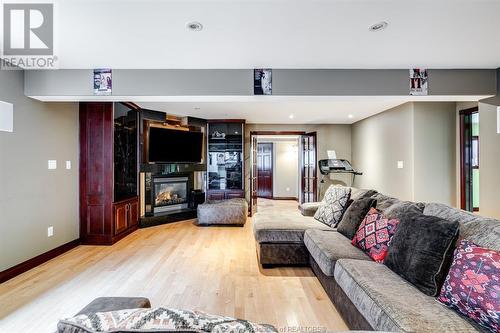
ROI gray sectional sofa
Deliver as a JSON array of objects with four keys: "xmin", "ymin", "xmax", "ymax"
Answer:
[{"xmin": 252, "ymin": 187, "xmax": 500, "ymax": 332}]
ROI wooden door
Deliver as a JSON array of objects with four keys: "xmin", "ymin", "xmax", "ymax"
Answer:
[
  {"xmin": 79, "ymin": 102, "xmax": 114, "ymax": 244},
  {"xmin": 250, "ymin": 135, "xmax": 258, "ymax": 216},
  {"xmin": 257, "ymin": 143, "xmax": 273, "ymax": 198},
  {"xmin": 301, "ymin": 132, "xmax": 317, "ymax": 203},
  {"xmin": 114, "ymin": 203, "xmax": 128, "ymax": 235}
]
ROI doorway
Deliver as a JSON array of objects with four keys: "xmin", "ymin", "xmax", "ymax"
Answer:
[
  {"xmin": 249, "ymin": 131, "xmax": 317, "ymax": 216},
  {"xmin": 459, "ymin": 107, "xmax": 480, "ymax": 212},
  {"xmin": 257, "ymin": 143, "xmax": 273, "ymax": 199}
]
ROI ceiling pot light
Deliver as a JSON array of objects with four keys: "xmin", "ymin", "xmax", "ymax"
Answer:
[
  {"xmin": 369, "ymin": 21, "xmax": 388, "ymax": 32},
  {"xmin": 289, "ymin": 114, "xmax": 294, "ymax": 119},
  {"xmin": 348, "ymin": 114, "xmax": 354, "ymax": 119},
  {"xmin": 186, "ymin": 21, "xmax": 203, "ymax": 31}
]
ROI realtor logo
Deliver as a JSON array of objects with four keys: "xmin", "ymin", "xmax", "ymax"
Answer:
[{"xmin": 2, "ymin": 3, "xmax": 57, "ymax": 69}]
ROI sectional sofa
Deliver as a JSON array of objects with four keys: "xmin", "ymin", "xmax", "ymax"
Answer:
[{"xmin": 252, "ymin": 187, "xmax": 500, "ymax": 333}]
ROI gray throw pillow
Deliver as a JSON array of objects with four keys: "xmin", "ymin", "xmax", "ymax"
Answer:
[
  {"xmin": 337, "ymin": 197, "xmax": 377, "ymax": 240},
  {"xmin": 314, "ymin": 186, "xmax": 351, "ymax": 227},
  {"xmin": 384, "ymin": 214, "xmax": 459, "ymax": 296}
]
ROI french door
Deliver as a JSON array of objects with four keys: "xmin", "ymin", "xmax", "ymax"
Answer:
[
  {"xmin": 257, "ymin": 143, "xmax": 273, "ymax": 199},
  {"xmin": 250, "ymin": 135, "xmax": 258, "ymax": 216},
  {"xmin": 301, "ymin": 132, "xmax": 317, "ymax": 203},
  {"xmin": 460, "ymin": 107, "xmax": 480, "ymax": 212}
]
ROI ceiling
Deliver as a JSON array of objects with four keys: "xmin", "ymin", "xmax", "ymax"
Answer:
[
  {"xmin": 53, "ymin": 0, "xmax": 500, "ymax": 69},
  {"xmin": 137, "ymin": 95, "xmax": 486, "ymax": 124}
]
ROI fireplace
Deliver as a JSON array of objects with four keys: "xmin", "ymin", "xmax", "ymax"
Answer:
[{"xmin": 152, "ymin": 176, "xmax": 189, "ymax": 214}]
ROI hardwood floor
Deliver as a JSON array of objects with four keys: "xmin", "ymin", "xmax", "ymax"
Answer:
[{"xmin": 0, "ymin": 200, "xmax": 347, "ymax": 333}]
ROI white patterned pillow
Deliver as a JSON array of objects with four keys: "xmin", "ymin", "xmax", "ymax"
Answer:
[
  {"xmin": 314, "ymin": 185, "xmax": 351, "ymax": 227},
  {"xmin": 58, "ymin": 307, "xmax": 277, "ymax": 333}
]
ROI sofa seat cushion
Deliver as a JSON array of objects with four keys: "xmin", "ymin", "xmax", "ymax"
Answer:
[
  {"xmin": 334, "ymin": 259, "xmax": 486, "ymax": 333},
  {"xmin": 253, "ymin": 210, "xmax": 332, "ymax": 243},
  {"xmin": 304, "ymin": 230, "xmax": 370, "ymax": 276},
  {"xmin": 424, "ymin": 203, "xmax": 500, "ymax": 251}
]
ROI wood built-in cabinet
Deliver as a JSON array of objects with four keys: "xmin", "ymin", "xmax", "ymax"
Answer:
[
  {"xmin": 80, "ymin": 102, "xmax": 139, "ymax": 245},
  {"xmin": 113, "ymin": 197, "xmax": 139, "ymax": 235},
  {"xmin": 206, "ymin": 120, "xmax": 245, "ymax": 200}
]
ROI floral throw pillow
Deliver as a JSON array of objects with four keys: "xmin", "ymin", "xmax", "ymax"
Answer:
[
  {"xmin": 437, "ymin": 240, "xmax": 499, "ymax": 333},
  {"xmin": 351, "ymin": 207, "xmax": 399, "ymax": 263},
  {"xmin": 313, "ymin": 185, "xmax": 351, "ymax": 227}
]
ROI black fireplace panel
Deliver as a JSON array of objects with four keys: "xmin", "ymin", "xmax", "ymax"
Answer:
[{"xmin": 153, "ymin": 177, "xmax": 188, "ymax": 207}]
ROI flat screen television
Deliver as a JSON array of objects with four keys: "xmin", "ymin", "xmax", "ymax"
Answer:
[{"xmin": 148, "ymin": 127, "xmax": 203, "ymax": 163}]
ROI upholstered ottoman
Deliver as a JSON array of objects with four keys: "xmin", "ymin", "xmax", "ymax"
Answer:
[{"xmin": 197, "ymin": 199, "xmax": 248, "ymax": 226}]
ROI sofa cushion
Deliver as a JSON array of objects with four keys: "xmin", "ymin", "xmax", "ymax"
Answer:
[
  {"xmin": 372, "ymin": 193, "xmax": 401, "ymax": 212},
  {"xmin": 350, "ymin": 188, "xmax": 378, "ymax": 201},
  {"xmin": 385, "ymin": 214, "xmax": 459, "ymax": 296},
  {"xmin": 337, "ymin": 197, "xmax": 377, "ymax": 240},
  {"xmin": 314, "ymin": 185, "xmax": 351, "ymax": 227},
  {"xmin": 352, "ymin": 208, "xmax": 400, "ymax": 263},
  {"xmin": 424, "ymin": 203, "xmax": 500, "ymax": 251},
  {"xmin": 58, "ymin": 307, "xmax": 277, "ymax": 333},
  {"xmin": 299, "ymin": 202, "xmax": 321, "ymax": 217},
  {"xmin": 334, "ymin": 259, "xmax": 487, "ymax": 333},
  {"xmin": 304, "ymin": 230, "xmax": 370, "ymax": 276},
  {"xmin": 438, "ymin": 240, "xmax": 500, "ymax": 333},
  {"xmin": 253, "ymin": 210, "xmax": 332, "ymax": 243}
]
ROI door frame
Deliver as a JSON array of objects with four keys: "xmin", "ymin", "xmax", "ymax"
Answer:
[
  {"xmin": 459, "ymin": 107, "xmax": 479, "ymax": 212},
  {"xmin": 249, "ymin": 131, "xmax": 307, "ymax": 216},
  {"xmin": 257, "ymin": 142, "xmax": 274, "ymax": 199}
]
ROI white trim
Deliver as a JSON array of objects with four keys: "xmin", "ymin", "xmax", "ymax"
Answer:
[
  {"xmin": 497, "ymin": 106, "xmax": 500, "ymax": 134},
  {"xmin": 0, "ymin": 101, "xmax": 13, "ymax": 132}
]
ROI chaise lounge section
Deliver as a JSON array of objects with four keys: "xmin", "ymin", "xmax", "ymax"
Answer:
[{"xmin": 252, "ymin": 187, "xmax": 500, "ymax": 332}]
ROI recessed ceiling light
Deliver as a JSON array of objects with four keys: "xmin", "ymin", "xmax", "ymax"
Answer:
[
  {"xmin": 289, "ymin": 114, "xmax": 294, "ymax": 119},
  {"xmin": 369, "ymin": 21, "xmax": 388, "ymax": 32},
  {"xmin": 348, "ymin": 114, "xmax": 354, "ymax": 119},
  {"xmin": 186, "ymin": 21, "xmax": 203, "ymax": 31}
]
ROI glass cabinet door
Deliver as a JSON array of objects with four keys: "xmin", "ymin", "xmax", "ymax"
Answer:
[
  {"xmin": 207, "ymin": 122, "xmax": 243, "ymax": 191},
  {"xmin": 114, "ymin": 103, "xmax": 138, "ymax": 202}
]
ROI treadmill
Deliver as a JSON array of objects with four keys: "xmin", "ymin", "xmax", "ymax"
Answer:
[{"xmin": 318, "ymin": 159, "xmax": 362, "ymax": 197}]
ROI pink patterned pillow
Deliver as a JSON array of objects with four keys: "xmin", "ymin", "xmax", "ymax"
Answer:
[
  {"xmin": 351, "ymin": 207, "xmax": 399, "ymax": 263},
  {"xmin": 437, "ymin": 240, "xmax": 499, "ymax": 333}
]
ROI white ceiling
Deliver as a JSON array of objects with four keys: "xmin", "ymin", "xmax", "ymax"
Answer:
[
  {"xmin": 137, "ymin": 95, "xmax": 487, "ymax": 124},
  {"xmin": 52, "ymin": 0, "xmax": 500, "ymax": 69}
]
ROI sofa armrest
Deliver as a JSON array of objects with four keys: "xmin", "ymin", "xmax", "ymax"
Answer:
[
  {"xmin": 76, "ymin": 297, "xmax": 151, "ymax": 316},
  {"xmin": 299, "ymin": 202, "xmax": 322, "ymax": 216}
]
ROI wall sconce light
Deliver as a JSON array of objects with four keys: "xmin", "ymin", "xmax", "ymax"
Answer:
[{"xmin": 0, "ymin": 101, "xmax": 13, "ymax": 132}]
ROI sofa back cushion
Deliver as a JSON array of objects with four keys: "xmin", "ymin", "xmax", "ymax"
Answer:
[
  {"xmin": 351, "ymin": 207, "xmax": 400, "ymax": 263},
  {"xmin": 424, "ymin": 203, "xmax": 500, "ymax": 251},
  {"xmin": 437, "ymin": 240, "xmax": 499, "ymax": 333},
  {"xmin": 337, "ymin": 197, "xmax": 377, "ymax": 240},
  {"xmin": 350, "ymin": 188, "xmax": 378, "ymax": 201},
  {"xmin": 384, "ymin": 214, "xmax": 459, "ymax": 296},
  {"xmin": 314, "ymin": 185, "xmax": 351, "ymax": 227}
]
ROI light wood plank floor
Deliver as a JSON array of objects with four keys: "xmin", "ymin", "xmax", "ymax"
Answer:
[{"xmin": 0, "ymin": 199, "xmax": 347, "ymax": 333}]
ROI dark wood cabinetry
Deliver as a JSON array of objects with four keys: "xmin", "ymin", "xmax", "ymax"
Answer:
[
  {"xmin": 113, "ymin": 197, "xmax": 138, "ymax": 235},
  {"xmin": 207, "ymin": 120, "xmax": 245, "ymax": 200},
  {"xmin": 80, "ymin": 102, "xmax": 139, "ymax": 245}
]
